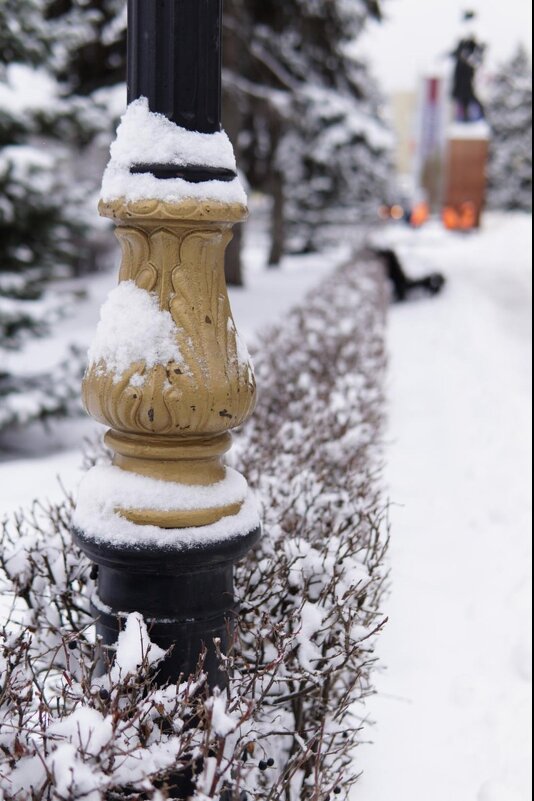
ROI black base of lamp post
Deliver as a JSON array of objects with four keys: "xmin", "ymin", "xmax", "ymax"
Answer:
[{"xmin": 73, "ymin": 526, "xmax": 260, "ymax": 687}]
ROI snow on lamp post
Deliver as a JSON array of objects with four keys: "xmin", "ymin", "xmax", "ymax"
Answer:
[{"xmin": 72, "ymin": 0, "xmax": 260, "ymax": 687}]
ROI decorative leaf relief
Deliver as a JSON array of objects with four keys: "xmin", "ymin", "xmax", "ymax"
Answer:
[
  {"xmin": 84, "ymin": 212, "xmax": 255, "ymax": 439},
  {"xmin": 172, "ymin": 230, "xmax": 225, "ymax": 380},
  {"xmin": 118, "ymin": 227, "xmax": 158, "ymax": 291},
  {"xmin": 148, "ymin": 229, "xmax": 180, "ymax": 309},
  {"xmin": 136, "ymin": 367, "xmax": 173, "ymax": 434},
  {"xmin": 84, "ymin": 359, "xmax": 255, "ymax": 437}
]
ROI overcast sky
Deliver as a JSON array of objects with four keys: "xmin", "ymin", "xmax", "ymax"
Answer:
[{"xmin": 360, "ymin": 0, "xmax": 533, "ymax": 93}]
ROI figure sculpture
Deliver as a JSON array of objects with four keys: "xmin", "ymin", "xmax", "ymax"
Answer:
[{"xmin": 451, "ymin": 11, "xmax": 486, "ymax": 122}]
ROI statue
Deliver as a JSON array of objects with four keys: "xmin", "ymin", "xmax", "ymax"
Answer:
[{"xmin": 451, "ymin": 11, "xmax": 486, "ymax": 122}]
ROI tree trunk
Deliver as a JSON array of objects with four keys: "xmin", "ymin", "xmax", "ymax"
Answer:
[
  {"xmin": 268, "ymin": 170, "xmax": 285, "ymax": 267},
  {"xmin": 225, "ymin": 222, "xmax": 244, "ymax": 287},
  {"xmin": 222, "ymin": 11, "xmax": 246, "ymax": 287}
]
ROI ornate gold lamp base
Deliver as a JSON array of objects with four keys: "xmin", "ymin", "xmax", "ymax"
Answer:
[
  {"xmin": 73, "ymin": 195, "xmax": 260, "ymax": 683},
  {"xmin": 81, "ymin": 197, "xmax": 255, "ymax": 525}
]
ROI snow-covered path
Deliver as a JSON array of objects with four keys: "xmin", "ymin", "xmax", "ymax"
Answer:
[{"xmin": 357, "ymin": 214, "xmax": 532, "ymax": 801}]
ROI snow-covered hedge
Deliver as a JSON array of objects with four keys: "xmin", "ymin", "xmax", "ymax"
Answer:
[{"xmin": 0, "ymin": 255, "xmax": 388, "ymax": 800}]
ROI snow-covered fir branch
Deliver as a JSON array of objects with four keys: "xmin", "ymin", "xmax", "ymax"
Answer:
[
  {"xmin": 0, "ymin": 3, "xmax": 111, "ymax": 434},
  {"xmin": 487, "ymin": 46, "xmax": 532, "ymax": 212}
]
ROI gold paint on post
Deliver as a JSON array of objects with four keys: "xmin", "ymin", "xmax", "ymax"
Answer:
[
  {"xmin": 82, "ymin": 196, "xmax": 255, "ymax": 528},
  {"xmin": 120, "ymin": 502, "xmax": 244, "ymax": 529}
]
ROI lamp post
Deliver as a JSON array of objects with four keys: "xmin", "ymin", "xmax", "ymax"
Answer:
[
  {"xmin": 73, "ymin": 0, "xmax": 260, "ymax": 688},
  {"xmin": 128, "ymin": 0, "xmax": 223, "ymax": 134}
]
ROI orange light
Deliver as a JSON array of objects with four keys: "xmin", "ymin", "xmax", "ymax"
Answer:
[
  {"xmin": 391, "ymin": 205, "xmax": 404, "ymax": 221},
  {"xmin": 459, "ymin": 202, "xmax": 476, "ymax": 230},
  {"xmin": 442, "ymin": 203, "xmax": 478, "ymax": 231},
  {"xmin": 443, "ymin": 206, "xmax": 460, "ymax": 230},
  {"xmin": 410, "ymin": 202, "xmax": 430, "ymax": 228}
]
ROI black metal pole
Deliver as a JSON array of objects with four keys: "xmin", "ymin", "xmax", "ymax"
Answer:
[
  {"xmin": 127, "ymin": 0, "xmax": 223, "ymax": 134},
  {"xmin": 74, "ymin": 528, "xmax": 259, "ymax": 687}
]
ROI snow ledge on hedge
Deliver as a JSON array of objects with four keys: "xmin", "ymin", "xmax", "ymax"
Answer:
[
  {"xmin": 100, "ymin": 97, "xmax": 247, "ymax": 206},
  {"xmin": 112, "ymin": 613, "xmax": 166, "ymax": 679},
  {"xmin": 73, "ymin": 465, "xmax": 260, "ymax": 548}
]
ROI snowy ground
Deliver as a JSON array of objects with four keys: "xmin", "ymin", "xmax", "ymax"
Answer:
[
  {"xmin": 356, "ymin": 213, "xmax": 532, "ymax": 801},
  {"xmin": 0, "ymin": 202, "xmax": 352, "ymax": 519}
]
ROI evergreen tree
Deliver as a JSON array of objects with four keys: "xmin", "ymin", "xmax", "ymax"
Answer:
[
  {"xmin": 487, "ymin": 46, "xmax": 532, "ymax": 212},
  {"xmin": 46, "ymin": 0, "xmax": 127, "ymax": 95},
  {"xmin": 223, "ymin": 0, "xmax": 391, "ymax": 260},
  {"xmin": 0, "ymin": 0, "xmax": 91, "ymax": 430},
  {"xmin": 0, "ymin": 0, "xmax": 46, "ymax": 68},
  {"xmin": 278, "ymin": 55, "xmax": 393, "ymax": 253}
]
